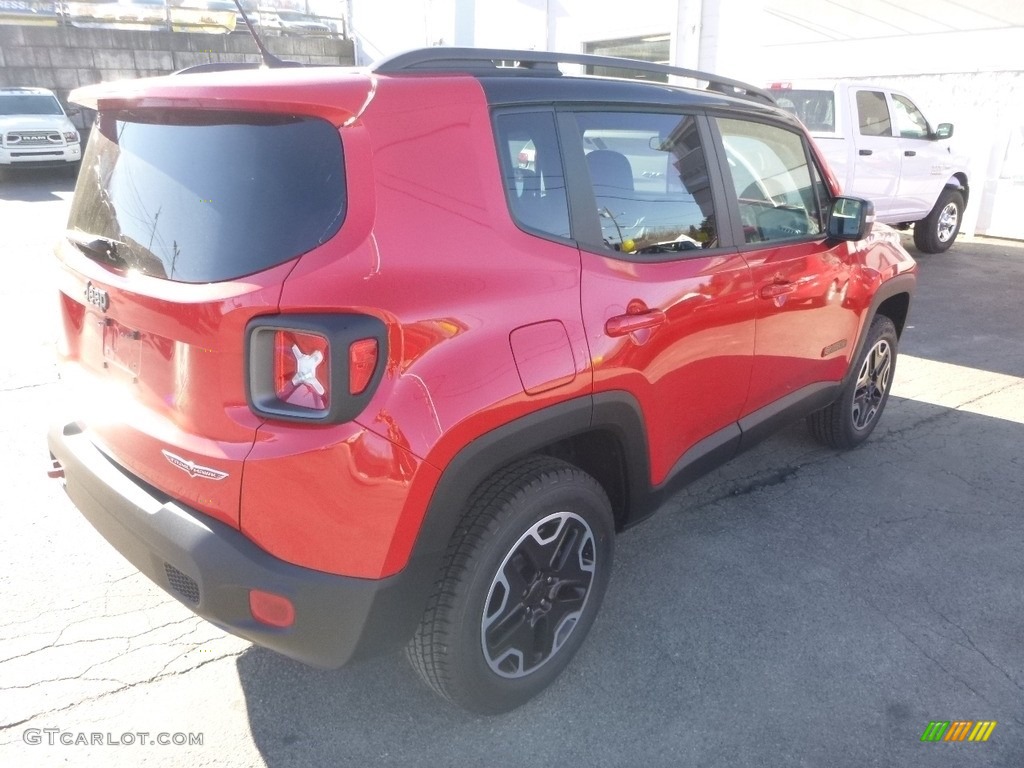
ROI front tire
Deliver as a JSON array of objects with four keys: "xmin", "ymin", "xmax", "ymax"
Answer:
[
  {"xmin": 808, "ymin": 316, "xmax": 898, "ymax": 450},
  {"xmin": 406, "ymin": 457, "xmax": 614, "ymax": 714},
  {"xmin": 913, "ymin": 187, "xmax": 963, "ymax": 253}
]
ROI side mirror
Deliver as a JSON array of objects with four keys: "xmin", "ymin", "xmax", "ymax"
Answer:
[
  {"xmin": 828, "ymin": 196, "xmax": 875, "ymax": 241},
  {"xmin": 67, "ymin": 106, "xmax": 80, "ymax": 116},
  {"xmin": 933, "ymin": 122, "xmax": 953, "ymax": 140}
]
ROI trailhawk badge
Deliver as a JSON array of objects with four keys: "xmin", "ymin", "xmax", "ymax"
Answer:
[{"xmin": 161, "ymin": 450, "xmax": 228, "ymax": 480}]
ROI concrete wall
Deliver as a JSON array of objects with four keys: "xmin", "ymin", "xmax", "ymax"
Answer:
[{"xmin": 0, "ymin": 25, "xmax": 355, "ymax": 126}]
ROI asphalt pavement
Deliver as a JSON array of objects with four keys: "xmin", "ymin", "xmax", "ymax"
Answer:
[{"xmin": 1, "ymin": 168, "xmax": 1021, "ymax": 767}]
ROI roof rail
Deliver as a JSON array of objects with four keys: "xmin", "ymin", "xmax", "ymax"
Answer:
[
  {"xmin": 373, "ymin": 47, "xmax": 775, "ymax": 105},
  {"xmin": 172, "ymin": 61, "xmax": 303, "ymax": 76}
]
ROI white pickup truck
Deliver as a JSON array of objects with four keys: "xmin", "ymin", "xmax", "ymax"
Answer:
[{"xmin": 770, "ymin": 81, "xmax": 969, "ymax": 253}]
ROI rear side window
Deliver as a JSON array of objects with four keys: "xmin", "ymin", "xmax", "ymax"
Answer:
[
  {"xmin": 572, "ymin": 111, "xmax": 719, "ymax": 256},
  {"xmin": 717, "ymin": 118, "xmax": 825, "ymax": 243},
  {"xmin": 67, "ymin": 110, "xmax": 345, "ymax": 283},
  {"xmin": 770, "ymin": 89, "xmax": 835, "ymax": 132},
  {"xmin": 856, "ymin": 91, "xmax": 892, "ymax": 137},
  {"xmin": 494, "ymin": 111, "xmax": 571, "ymax": 239}
]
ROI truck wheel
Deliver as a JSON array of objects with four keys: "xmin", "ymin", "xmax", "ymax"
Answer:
[
  {"xmin": 406, "ymin": 456, "xmax": 614, "ymax": 714},
  {"xmin": 808, "ymin": 316, "xmax": 898, "ymax": 450},
  {"xmin": 913, "ymin": 188, "xmax": 963, "ymax": 253}
]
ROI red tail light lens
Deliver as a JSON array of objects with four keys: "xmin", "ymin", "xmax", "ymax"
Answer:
[
  {"xmin": 247, "ymin": 314, "xmax": 386, "ymax": 424},
  {"xmin": 348, "ymin": 338, "xmax": 378, "ymax": 395},
  {"xmin": 274, "ymin": 330, "xmax": 330, "ymax": 411}
]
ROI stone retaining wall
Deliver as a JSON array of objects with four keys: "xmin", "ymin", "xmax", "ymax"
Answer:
[{"xmin": 0, "ymin": 24, "xmax": 355, "ymax": 126}]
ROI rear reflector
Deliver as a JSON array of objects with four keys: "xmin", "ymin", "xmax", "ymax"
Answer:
[
  {"xmin": 249, "ymin": 589, "xmax": 295, "ymax": 628},
  {"xmin": 274, "ymin": 330, "xmax": 329, "ymax": 412},
  {"xmin": 348, "ymin": 338, "xmax": 378, "ymax": 395}
]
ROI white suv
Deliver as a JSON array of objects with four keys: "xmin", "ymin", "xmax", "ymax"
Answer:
[
  {"xmin": 770, "ymin": 81, "xmax": 969, "ymax": 253},
  {"xmin": 0, "ymin": 87, "xmax": 82, "ymax": 176}
]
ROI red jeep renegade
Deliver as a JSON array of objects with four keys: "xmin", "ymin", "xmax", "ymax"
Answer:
[{"xmin": 48, "ymin": 48, "xmax": 916, "ymax": 713}]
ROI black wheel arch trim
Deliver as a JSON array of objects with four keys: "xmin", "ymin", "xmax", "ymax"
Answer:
[{"xmin": 841, "ymin": 272, "xmax": 916, "ymax": 391}]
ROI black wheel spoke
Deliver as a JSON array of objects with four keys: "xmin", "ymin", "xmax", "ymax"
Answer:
[{"xmin": 484, "ymin": 606, "xmax": 533, "ymax": 673}]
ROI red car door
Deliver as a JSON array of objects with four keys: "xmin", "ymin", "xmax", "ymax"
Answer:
[
  {"xmin": 570, "ymin": 110, "xmax": 756, "ymax": 486},
  {"xmin": 713, "ymin": 116, "xmax": 862, "ymax": 416}
]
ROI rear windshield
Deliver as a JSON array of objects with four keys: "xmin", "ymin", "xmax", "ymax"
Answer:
[
  {"xmin": 67, "ymin": 110, "xmax": 345, "ymax": 283},
  {"xmin": 769, "ymin": 90, "xmax": 836, "ymax": 133}
]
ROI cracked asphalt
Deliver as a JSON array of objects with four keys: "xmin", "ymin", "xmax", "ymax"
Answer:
[{"xmin": 2, "ymin": 169, "xmax": 1022, "ymax": 767}]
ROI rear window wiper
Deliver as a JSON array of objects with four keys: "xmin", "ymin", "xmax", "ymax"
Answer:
[{"xmin": 66, "ymin": 231, "xmax": 128, "ymax": 270}]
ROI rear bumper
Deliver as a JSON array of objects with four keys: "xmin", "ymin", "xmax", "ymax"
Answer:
[{"xmin": 47, "ymin": 421, "xmax": 423, "ymax": 668}]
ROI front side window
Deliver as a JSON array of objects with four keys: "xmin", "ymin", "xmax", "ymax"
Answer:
[
  {"xmin": 572, "ymin": 111, "xmax": 718, "ymax": 256},
  {"xmin": 717, "ymin": 118, "xmax": 825, "ymax": 243},
  {"xmin": 891, "ymin": 94, "xmax": 930, "ymax": 139},
  {"xmin": 856, "ymin": 90, "xmax": 892, "ymax": 137}
]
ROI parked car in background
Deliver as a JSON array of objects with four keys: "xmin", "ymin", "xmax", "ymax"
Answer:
[
  {"xmin": 67, "ymin": 0, "xmax": 167, "ymax": 30},
  {"xmin": 275, "ymin": 8, "xmax": 330, "ymax": 36},
  {"xmin": 0, "ymin": 87, "xmax": 80, "ymax": 176},
  {"xmin": 170, "ymin": 0, "xmax": 235, "ymax": 33},
  {"xmin": 770, "ymin": 81, "xmax": 970, "ymax": 253}
]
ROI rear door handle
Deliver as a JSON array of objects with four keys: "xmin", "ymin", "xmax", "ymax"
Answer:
[
  {"xmin": 760, "ymin": 281, "xmax": 797, "ymax": 299},
  {"xmin": 904, "ymin": 150, "xmax": 917, "ymax": 157},
  {"xmin": 605, "ymin": 308, "xmax": 667, "ymax": 337},
  {"xmin": 858, "ymin": 149, "xmax": 873, "ymax": 156}
]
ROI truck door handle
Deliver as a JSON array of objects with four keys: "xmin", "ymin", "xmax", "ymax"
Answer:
[
  {"xmin": 904, "ymin": 150, "xmax": 917, "ymax": 157},
  {"xmin": 760, "ymin": 281, "xmax": 797, "ymax": 299},
  {"xmin": 858, "ymin": 149, "xmax": 873, "ymax": 156},
  {"xmin": 605, "ymin": 308, "xmax": 667, "ymax": 337}
]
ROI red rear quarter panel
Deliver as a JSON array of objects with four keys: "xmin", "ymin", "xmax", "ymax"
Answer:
[{"xmin": 242, "ymin": 76, "xmax": 591, "ymax": 578}]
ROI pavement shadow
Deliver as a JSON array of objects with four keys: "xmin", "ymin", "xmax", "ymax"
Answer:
[
  {"xmin": 235, "ymin": 395, "xmax": 1024, "ymax": 768},
  {"xmin": 900, "ymin": 235, "xmax": 1024, "ymax": 378},
  {"xmin": 0, "ymin": 167, "xmax": 77, "ymax": 201}
]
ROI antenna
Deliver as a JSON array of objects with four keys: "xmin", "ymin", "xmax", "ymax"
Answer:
[{"xmin": 230, "ymin": 0, "xmax": 300, "ymax": 69}]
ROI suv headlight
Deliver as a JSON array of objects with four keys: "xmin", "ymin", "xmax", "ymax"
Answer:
[{"xmin": 63, "ymin": 131, "xmax": 79, "ymax": 143}]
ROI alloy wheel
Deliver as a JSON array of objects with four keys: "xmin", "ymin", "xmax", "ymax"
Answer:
[
  {"xmin": 851, "ymin": 338, "xmax": 893, "ymax": 430},
  {"xmin": 481, "ymin": 511, "xmax": 596, "ymax": 678},
  {"xmin": 937, "ymin": 202, "xmax": 959, "ymax": 243}
]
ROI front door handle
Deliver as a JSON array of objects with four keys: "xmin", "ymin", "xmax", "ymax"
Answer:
[
  {"xmin": 605, "ymin": 307, "xmax": 667, "ymax": 337},
  {"xmin": 904, "ymin": 150, "xmax": 917, "ymax": 157},
  {"xmin": 760, "ymin": 281, "xmax": 797, "ymax": 299},
  {"xmin": 858, "ymin": 149, "xmax": 873, "ymax": 156}
]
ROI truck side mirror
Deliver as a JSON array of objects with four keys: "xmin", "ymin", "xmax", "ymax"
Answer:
[
  {"xmin": 934, "ymin": 123, "xmax": 954, "ymax": 140},
  {"xmin": 828, "ymin": 196, "xmax": 875, "ymax": 241}
]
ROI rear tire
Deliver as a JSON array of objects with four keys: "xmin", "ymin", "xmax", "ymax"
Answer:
[
  {"xmin": 913, "ymin": 188, "xmax": 963, "ymax": 253},
  {"xmin": 406, "ymin": 456, "xmax": 614, "ymax": 714},
  {"xmin": 808, "ymin": 316, "xmax": 898, "ymax": 450}
]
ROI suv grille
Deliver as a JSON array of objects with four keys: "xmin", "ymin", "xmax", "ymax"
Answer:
[
  {"xmin": 6, "ymin": 131, "xmax": 63, "ymax": 146},
  {"xmin": 164, "ymin": 563, "xmax": 201, "ymax": 605}
]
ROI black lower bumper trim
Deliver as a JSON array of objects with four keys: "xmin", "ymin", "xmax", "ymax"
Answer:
[{"xmin": 47, "ymin": 422, "xmax": 421, "ymax": 668}]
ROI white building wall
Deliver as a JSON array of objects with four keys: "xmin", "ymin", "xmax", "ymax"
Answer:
[{"xmin": 349, "ymin": 0, "xmax": 1023, "ymax": 238}]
